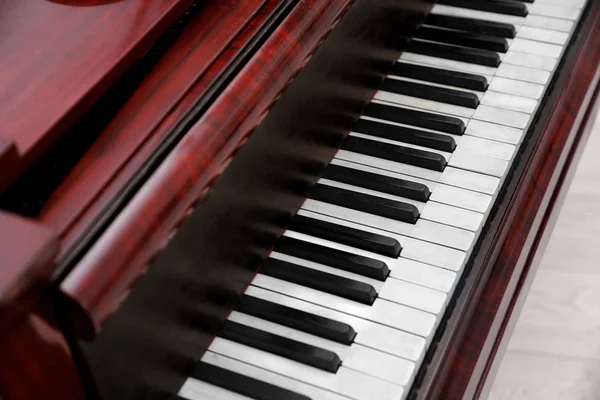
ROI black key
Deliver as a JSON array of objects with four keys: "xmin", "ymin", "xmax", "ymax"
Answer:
[
  {"xmin": 341, "ymin": 135, "xmax": 447, "ymax": 172},
  {"xmin": 392, "ymin": 62, "xmax": 488, "ymax": 92},
  {"xmin": 417, "ymin": 26, "xmax": 509, "ymax": 53},
  {"xmin": 437, "ymin": 0, "xmax": 528, "ymax": 16},
  {"xmin": 236, "ymin": 294, "xmax": 357, "ymax": 345},
  {"xmin": 426, "ymin": 14, "xmax": 516, "ymax": 38},
  {"xmin": 289, "ymin": 213, "xmax": 402, "ymax": 257},
  {"xmin": 261, "ymin": 257, "xmax": 379, "ymax": 305},
  {"xmin": 275, "ymin": 235, "xmax": 390, "ymax": 281},
  {"xmin": 309, "ymin": 182, "xmax": 421, "ymax": 223},
  {"xmin": 355, "ymin": 117, "xmax": 457, "ymax": 152},
  {"xmin": 191, "ymin": 362, "xmax": 312, "ymax": 400},
  {"xmin": 506, "ymin": 0, "xmax": 533, "ymax": 3},
  {"xmin": 406, "ymin": 40, "xmax": 500, "ymax": 67},
  {"xmin": 364, "ymin": 102, "xmax": 465, "ymax": 135},
  {"xmin": 322, "ymin": 164, "xmax": 430, "ymax": 203},
  {"xmin": 380, "ymin": 78, "xmax": 479, "ymax": 108}
]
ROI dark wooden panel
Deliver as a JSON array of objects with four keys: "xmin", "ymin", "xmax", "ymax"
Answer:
[
  {"xmin": 411, "ymin": 1, "xmax": 600, "ymax": 399},
  {"xmin": 61, "ymin": 1, "xmax": 433, "ymax": 398},
  {"xmin": 0, "ymin": 139, "xmax": 18, "ymax": 193},
  {"xmin": 36, "ymin": 0, "xmax": 279, "ymax": 255},
  {"xmin": 0, "ymin": 0, "xmax": 193, "ymax": 187}
]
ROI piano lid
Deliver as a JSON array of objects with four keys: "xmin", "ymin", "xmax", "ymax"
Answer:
[{"xmin": 0, "ymin": 0, "xmax": 194, "ymax": 192}]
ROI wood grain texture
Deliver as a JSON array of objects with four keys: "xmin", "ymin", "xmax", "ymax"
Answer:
[
  {"xmin": 0, "ymin": 0, "xmax": 193, "ymax": 187},
  {"xmin": 60, "ymin": 0, "xmax": 354, "ymax": 335},
  {"xmin": 37, "ymin": 0, "xmax": 277, "ymax": 256},
  {"xmin": 428, "ymin": 3, "xmax": 600, "ymax": 399}
]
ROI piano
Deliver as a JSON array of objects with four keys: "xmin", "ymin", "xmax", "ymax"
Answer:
[{"xmin": 1, "ymin": 0, "xmax": 598, "ymax": 399}]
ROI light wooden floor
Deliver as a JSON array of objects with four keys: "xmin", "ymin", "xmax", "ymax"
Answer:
[{"xmin": 488, "ymin": 112, "xmax": 600, "ymax": 400}]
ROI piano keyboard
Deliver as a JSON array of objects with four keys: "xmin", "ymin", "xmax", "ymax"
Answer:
[{"xmin": 178, "ymin": 0, "xmax": 587, "ymax": 399}]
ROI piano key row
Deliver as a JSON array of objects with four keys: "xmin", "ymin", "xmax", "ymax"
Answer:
[{"xmin": 178, "ymin": 0, "xmax": 584, "ymax": 399}]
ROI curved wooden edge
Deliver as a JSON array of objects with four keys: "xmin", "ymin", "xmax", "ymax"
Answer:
[
  {"xmin": 38, "ymin": 0, "xmax": 272, "ymax": 247},
  {"xmin": 0, "ymin": 0, "xmax": 194, "ymax": 183},
  {"xmin": 430, "ymin": 4, "xmax": 600, "ymax": 399},
  {"xmin": 60, "ymin": 0, "xmax": 355, "ymax": 335}
]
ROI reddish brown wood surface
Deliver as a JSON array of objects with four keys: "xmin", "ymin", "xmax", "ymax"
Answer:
[
  {"xmin": 0, "ymin": 0, "xmax": 193, "ymax": 188},
  {"xmin": 0, "ymin": 212, "xmax": 85, "ymax": 400},
  {"xmin": 60, "ymin": 0, "xmax": 354, "ymax": 334},
  {"xmin": 437, "ymin": 5, "xmax": 600, "ymax": 399},
  {"xmin": 36, "ymin": 0, "xmax": 277, "ymax": 255}
]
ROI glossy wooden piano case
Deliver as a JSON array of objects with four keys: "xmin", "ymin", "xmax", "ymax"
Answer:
[
  {"xmin": 0, "ymin": 0, "xmax": 432, "ymax": 398},
  {"xmin": 1, "ymin": 0, "xmax": 600, "ymax": 399}
]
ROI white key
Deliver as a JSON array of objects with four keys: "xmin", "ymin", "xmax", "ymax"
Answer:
[
  {"xmin": 489, "ymin": 77, "xmax": 545, "ymax": 100},
  {"xmin": 430, "ymin": 182, "xmax": 491, "ymax": 213},
  {"xmin": 517, "ymin": 26, "xmax": 569, "ymax": 45},
  {"xmin": 524, "ymin": 14, "xmax": 574, "ymax": 32},
  {"xmin": 252, "ymin": 274, "xmax": 437, "ymax": 338},
  {"xmin": 510, "ymin": 38, "xmax": 563, "ymax": 58},
  {"xmin": 198, "ymin": 352, "xmax": 349, "ymax": 400},
  {"xmin": 432, "ymin": 4, "xmax": 525, "ymax": 26},
  {"xmin": 179, "ymin": 378, "xmax": 252, "ymax": 400},
  {"xmin": 437, "ymin": 164, "xmax": 500, "ymax": 195},
  {"xmin": 465, "ymin": 119, "xmax": 524, "ymax": 145},
  {"xmin": 536, "ymin": 0, "xmax": 586, "ymax": 8},
  {"xmin": 481, "ymin": 91, "xmax": 538, "ymax": 114},
  {"xmin": 456, "ymin": 135, "xmax": 515, "ymax": 161},
  {"xmin": 400, "ymin": 52, "xmax": 496, "ymax": 77},
  {"xmin": 227, "ymin": 311, "xmax": 417, "ymax": 386},
  {"xmin": 302, "ymin": 199, "xmax": 475, "ymax": 251},
  {"xmin": 449, "ymin": 149, "xmax": 509, "ymax": 177},
  {"xmin": 245, "ymin": 285, "xmax": 427, "ymax": 361},
  {"xmin": 421, "ymin": 200, "xmax": 483, "ymax": 231},
  {"xmin": 496, "ymin": 63, "xmax": 551, "ymax": 85},
  {"xmin": 529, "ymin": 3, "xmax": 581, "ymax": 20},
  {"xmin": 210, "ymin": 338, "xmax": 406, "ymax": 400},
  {"xmin": 473, "ymin": 105, "xmax": 530, "ymax": 129},
  {"xmin": 269, "ymin": 250, "xmax": 446, "ymax": 315},
  {"xmin": 503, "ymin": 50, "xmax": 558, "ymax": 71},
  {"xmin": 336, "ymin": 149, "xmax": 499, "ymax": 195},
  {"xmin": 374, "ymin": 91, "xmax": 476, "ymax": 118},
  {"xmin": 297, "ymin": 208, "xmax": 467, "ymax": 273}
]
